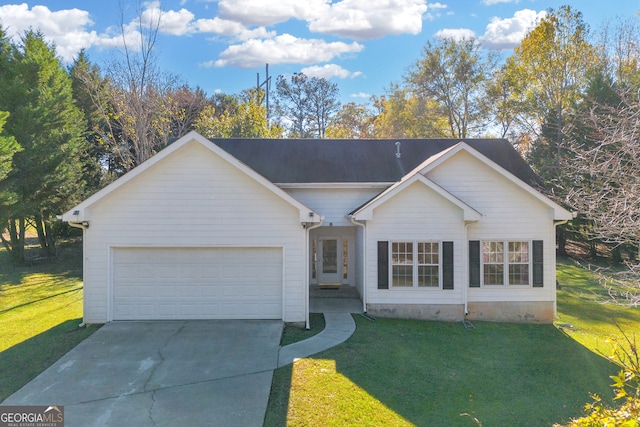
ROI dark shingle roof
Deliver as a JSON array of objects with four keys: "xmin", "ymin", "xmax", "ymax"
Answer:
[{"xmin": 208, "ymin": 138, "xmax": 543, "ymax": 187}]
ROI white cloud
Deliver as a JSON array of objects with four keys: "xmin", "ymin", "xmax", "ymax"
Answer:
[
  {"xmin": 0, "ymin": 3, "xmax": 100, "ymax": 62},
  {"xmin": 301, "ymin": 64, "xmax": 362, "ymax": 79},
  {"xmin": 309, "ymin": 0, "xmax": 428, "ymax": 40},
  {"xmin": 435, "ymin": 28, "xmax": 476, "ymax": 41},
  {"xmin": 425, "ymin": 2, "xmax": 447, "ymax": 20},
  {"xmin": 482, "ymin": 0, "xmax": 519, "ymax": 5},
  {"xmin": 0, "ymin": 2, "xmax": 199, "ymax": 62},
  {"xmin": 195, "ymin": 17, "xmax": 276, "ymax": 40},
  {"xmin": 217, "ymin": 0, "xmax": 329, "ymax": 26},
  {"xmin": 350, "ymin": 92, "xmax": 371, "ymax": 98},
  {"xmin": 480, "ymin": 9, "xmax": 545, "ymax": 49},
  {"xmin": 210, "ymin": 34, "xmax": 364, "ymax": 68},
  {"xmin": 195, "ymin": 17, "xmax": 247, "ymax": 36},
  {"xmin": 146, "ymin": 4, "xmax": 195, "ymax": 36}
]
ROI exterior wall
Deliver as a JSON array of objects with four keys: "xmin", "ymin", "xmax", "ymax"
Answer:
[
  {"xmin": 466, "ymin": 301, "xmax": 554, "ymax": 323},
  {"xmin": 81, "ymin": 141, "xmax": 306, "ymax": 323},
  {"xmin": 285, "ymin": 187, "xmax": 384, "ymax": 226},
  {"xmin": 426, "ymin": 150, "xmax": 557, "ymax": 323},
  {"xmin": 363, "ymin": 150, "xmax": 558, "ymax": 323},
  {"xmin": 364, "ymin": 181, "xmax": 467, "ymax": 316},
  {"xmin": 367, "ymin": 304, "xmax": 464, "ymax": 321},
  {"xmin": 353, "ymin": 224, "xmax": 365, "ymax": 297}
]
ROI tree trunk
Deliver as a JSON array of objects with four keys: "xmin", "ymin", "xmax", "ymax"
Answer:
[
  {"xmin": 7, "ymin": 217, "xmax": 26, "ymax": 263},
  {"xmin": 556, "ymin": 226, "xmax": 568, "ymax": 257},
  {"xmin": 34, "ymin": 213, "xmax": 57, "ymax": 257}
]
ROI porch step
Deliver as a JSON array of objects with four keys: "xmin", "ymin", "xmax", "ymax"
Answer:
[{"xmin": 310, "ymin": 285, "xmax": 360, "ymax": 299}]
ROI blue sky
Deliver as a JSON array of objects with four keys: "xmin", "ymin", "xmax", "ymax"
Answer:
[{"xmin": 1, "ymin": 1, "xmax": 639, "ymax": 104}]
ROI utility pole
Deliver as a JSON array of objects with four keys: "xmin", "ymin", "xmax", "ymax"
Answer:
[{"xmin": 257, "ymin": 63, "xmax": 271, "ymax": 118}]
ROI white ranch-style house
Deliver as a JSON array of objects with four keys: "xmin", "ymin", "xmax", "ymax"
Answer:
[{"xmin": 61, "ymin": 131, "xmax": 574, "ymax": 326}]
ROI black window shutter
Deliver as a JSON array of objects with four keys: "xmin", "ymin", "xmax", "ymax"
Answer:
[
  {"xmin": 442, "ymin": 241, "xmax": 454, "ymax": 290},
  {"xmin": 469, "ymin": 240, "xmax": 480, "ymax": 287},
  {"xmin": 378, "ymin": 241, "xmax": 389, "ymax": 289},
  {"xmin": 532, "ymin": 240, "xmax": 543, "ymax": 287}
]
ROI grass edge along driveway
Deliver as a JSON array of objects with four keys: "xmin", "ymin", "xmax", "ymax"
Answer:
[{"xmin": 0, "ymin": 243, "xmax": 100, "ymax": 402}]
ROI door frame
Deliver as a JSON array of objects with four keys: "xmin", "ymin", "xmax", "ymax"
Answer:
[{"xmin": 309, "ymin": 227, "xmax": 356, "ymax": 286}]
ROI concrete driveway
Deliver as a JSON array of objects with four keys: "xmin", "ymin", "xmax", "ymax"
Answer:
[{"xmin": 2, "ymin": 320, "xmax": 283, "ymax": 427}]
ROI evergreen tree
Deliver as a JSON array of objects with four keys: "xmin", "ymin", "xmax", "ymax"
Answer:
[
  {"xmin": 0, "ymin": 30, "xmax": 88, "ymax": 260},
  {"xmin": 69, "ymin": 50, "xmax": 113, "ymax": 188}
]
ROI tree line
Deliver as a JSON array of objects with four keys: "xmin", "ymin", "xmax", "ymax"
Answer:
[{"xmin": 0, "ymin": 5, "xmax": 639, "ymax": 281}]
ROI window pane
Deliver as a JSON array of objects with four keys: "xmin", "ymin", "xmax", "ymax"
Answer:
[
  {"xmin": 418, "ymin": 265, "xmax": 439, "ymax": 287},
  {"xmin": 483, "ymin": 241, "xmax": 504, "ymax": 285},
  {"xmin": 343, "ymin": 239, "xmax": 348, "ymax": 279},
  {"xmin": 311, "ymin": 240, "xmax": 317, "ymax": 279},
  {"xmin": 484, "ymin": 264, "xmax": 504, "ymax": 285},
  {"xmin": 418, "ymin": 242, "xmax": 438, "ymax": 265},
  {"xmin": 483, "ymin": 241, "xmax": 503, "ymax": 263},
  {"xmin": 392, "ymin": 265, "xmax": 413, "ymax": 287},
  {"xmin": 322, "ymin": 239, "xmax": 337, "ymax": 273},
  {"xmin": 392, "ymin": 242, "xmax": 413, "ymax": 264},
  {"xmin": 508, "ymin": 242, "xmax": 529, "ymax": 285},
  {"xmin": 509, "ymin": 265, "xmax": 529, "ymax": 285},
  {"xmin": 392, "ymin": 242, "xmax": 414, "ymax": 287},
  {"xmin": 509, "ymin": 242, "xmax": 529, "ymax": 263}
]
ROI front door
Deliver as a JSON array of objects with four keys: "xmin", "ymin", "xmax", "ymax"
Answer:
[{"xmin": 318, "ymin": 238, "xmax": 341, "ymax": 285}]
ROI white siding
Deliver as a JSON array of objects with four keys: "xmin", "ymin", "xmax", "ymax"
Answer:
[
  {"xmin": 82, "ymin": 142, "xmax": 306, "ymax": 323},
  {"xmin": 425, "ymin": 150, "xmax": 557, "ymax": 305},
  {"xmin": 285, "ymin": 187, "xmax": 383, "ymax": 226},
  {"xmin": 354, "ymin": 224, "xmax": 365, "ymax": 296},
  {"xmin": 365, "ymin": 181, "xmax": 466, "ymax": 305}
]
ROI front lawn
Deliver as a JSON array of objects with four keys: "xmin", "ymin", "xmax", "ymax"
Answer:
[
  {"xmin": 266, "ymin": 257, "xmax": 640, "ymax": 426},
  {"xmin": 0, "ymin": 239, "xmax": 100, "ymax": 402},
  {"xmin": 2, "ymin": 239, "xmax": 638, "ymax": 424}
]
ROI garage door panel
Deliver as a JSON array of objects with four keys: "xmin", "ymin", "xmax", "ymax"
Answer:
[{"xmin": 112, "ymin": 247, "xmax": 283, "ymax": 320}]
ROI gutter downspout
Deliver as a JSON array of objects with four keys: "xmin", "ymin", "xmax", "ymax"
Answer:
[
  {"xmin": 349, "ymin": 216, "xmax": 367, "ymax": 314},
  {"xmin": 304, "ymin": 216, "xmax": 324, "ymax": 329}
]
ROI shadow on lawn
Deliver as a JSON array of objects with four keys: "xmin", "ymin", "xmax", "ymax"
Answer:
[
  {"xmin": 0, "ymin": 319, "xmax": 99, "ymax": 402},
  {"xmin": 0, "ymin": 239, "xmax": 82, "ymax": 286},
  {"xmin": 268, "ymin": 317, "xmax": 619, "ymax": 427}
]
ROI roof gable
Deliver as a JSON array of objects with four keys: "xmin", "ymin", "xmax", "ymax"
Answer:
[
  {"xmin": 61, "ymin": 131, "xmax": 319, "ymax": 223},
  {"xmin": 418, "ymin": 142, "xmax": 574, "ymax": 221},
  {"xmin": 351, "ymin": 173, "xmax": 482, "ymax": 221}
]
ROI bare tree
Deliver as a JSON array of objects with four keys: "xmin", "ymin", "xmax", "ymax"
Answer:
[
  {"xmin": 561, "ymin": 87, "xmax": 640, "ymax": 306},
  {"xmin": 80, "ymin": 3, "xmax": 203, "ymax": 174}
]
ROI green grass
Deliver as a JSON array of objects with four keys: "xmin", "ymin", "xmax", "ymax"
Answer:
[
  {"xmin": 2, "ymin": 240, "xmax": 638, "ymax": 424},
  {"xmin": 556, "ymin": 257, "xmax": 639, "ymax": 354},
  {"xmin": 279, "ymin": 313, "xmax": 325, "ymax": 346},
  {"xmin": 0, "ymin": 239, "xmax": 100, "ymax": 402},
  {"xmin": 266, "ymin": 258, "xmax": 640, "ymax": 427}
]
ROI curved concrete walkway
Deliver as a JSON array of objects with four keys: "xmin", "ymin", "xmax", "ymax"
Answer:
[{"xmin": 277, "ymin": 312, "xmax": 357, "ymax": 368}]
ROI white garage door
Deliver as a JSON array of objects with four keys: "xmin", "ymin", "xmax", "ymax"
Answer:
[{"xmin": 112, "ymin": 247, "xmax": 283, "ymax": 320}]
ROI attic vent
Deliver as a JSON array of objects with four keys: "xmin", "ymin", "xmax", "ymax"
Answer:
[{"xmin": 395, "ymin": 141, "xmax": 401, "ymax": 159}]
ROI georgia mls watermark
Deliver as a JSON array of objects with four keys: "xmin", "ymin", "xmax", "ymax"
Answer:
[{"xmin": 0, "ymin": 406, "xmax": 64, "ymax": 427}]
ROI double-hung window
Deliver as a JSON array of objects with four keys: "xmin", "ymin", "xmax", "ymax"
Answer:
[
  {"xmin": 391, "ymin": 242, "xmax": 440, "ymax": 288},
  {"xmin": 482, "ymin": 241, "xmax": 530, "ymax": 286}
]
